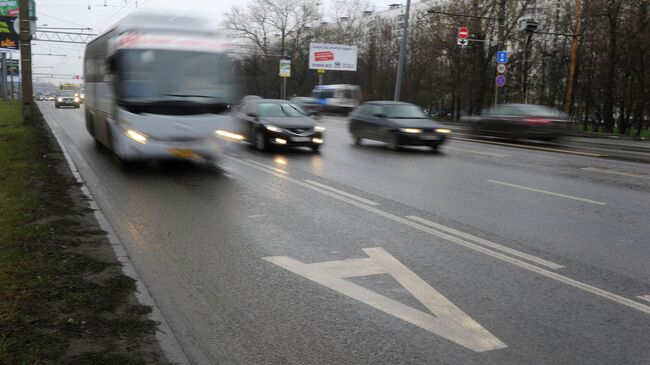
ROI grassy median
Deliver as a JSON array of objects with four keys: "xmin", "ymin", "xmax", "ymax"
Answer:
[{"xmin": 0, "ymin": 101, "xmax": 168, "ymax": 364}]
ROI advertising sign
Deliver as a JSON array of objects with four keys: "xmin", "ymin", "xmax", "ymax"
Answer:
[
  {"xmin": 0, "ymin": 15, "xmax": 18, "ymax": 50},
  {"xmin": 309, "ymin": 43, "xmax": 357, "ymax": 71},
  {"xmin": 0, "ymin": 58, "xmax": 19, "ymax": 76},
  {"xmin": 0, "ymin": 0, "xmax": 36, "ymax": 17},
  {"xmin": 279, "ymin": 59, "xmax": 291, "ymax": 78}
]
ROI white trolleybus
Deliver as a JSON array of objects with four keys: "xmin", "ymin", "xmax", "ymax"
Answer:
[{"xmin": 84, "ymin": 12, "xmax": 240, "ymax": 164}]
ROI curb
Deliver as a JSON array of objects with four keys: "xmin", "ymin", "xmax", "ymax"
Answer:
[{"xmin": 41, "ymin": 108, "xmax": 191, "ymax": 365}]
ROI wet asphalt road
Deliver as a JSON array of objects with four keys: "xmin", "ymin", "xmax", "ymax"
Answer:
[{"xmin": 39, "ymin": 103, "xmax": 650, "ymax": 364}]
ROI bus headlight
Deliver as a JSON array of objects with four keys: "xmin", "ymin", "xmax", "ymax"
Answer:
[{"xmin": 123, "ymin": 129, "xmax": 148, "ymax": 144}]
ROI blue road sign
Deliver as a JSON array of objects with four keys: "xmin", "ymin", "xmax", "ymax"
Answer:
[
  {"xmin": 495, "ymin": 75, "xmax": 507, "ymax": 88},
  {"xmin": 497, "ymin": 51, "xmax": 508, "ymax": 64}
]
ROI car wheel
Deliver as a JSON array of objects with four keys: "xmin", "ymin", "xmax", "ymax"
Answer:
[
  {"xmin": 311, "ymin": 144, "xmax": 321, "ymax": 153},
  {"xmin": 429, "ymin": 144, "xmax": 439, "ymax": 152},
  {"xmin": 255, "ymin": 130, "xmax": 268, "ymax": 152},
  {"xmin": 55, "ymin": 104, "xmax": 59, "ymax": 108},
  {"xmin": 352, "ymin": 134, "xmax": 362, "ymax": 145},
  {"xmin": 385, "ymin": 133, "xmax": 400, "ymax": 151}
]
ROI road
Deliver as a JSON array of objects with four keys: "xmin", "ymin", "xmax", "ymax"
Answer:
[{"xmin": 40, "ymin": 103, "xmax": 650, "ymax": 364}]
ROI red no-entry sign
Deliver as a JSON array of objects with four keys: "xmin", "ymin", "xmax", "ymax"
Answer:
[{"xmin": 458, "ymin": 27, "xmax": 469, "ymax": 39}]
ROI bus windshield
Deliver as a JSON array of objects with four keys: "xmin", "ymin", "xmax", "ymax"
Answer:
[{"xmin": 118, "ymin": 49, "xmax": 237, "ymax": 104}]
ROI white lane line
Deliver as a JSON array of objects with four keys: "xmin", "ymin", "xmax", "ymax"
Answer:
[
  {"xmin": 454, "ymin": 137, "xmax": 606, "ymax": 157},
  {"xmin": 227, "ymin": 155, "xmax": 650, "ymax": 315},
  {"xmin": 487, "ymin": 180, "xmax": 607, "ymax": 206},
  {"xmin": 638, "ymin": 295, "xmax": 650, "ymax": 303},
  {"xmin": 304, "ymin": 180, "xmax": 380, "ymax": 206},
  {"xmin": 445, "ymin": 146, "xmax": 510, "ymax": 158},
  {"xmin": 581, "ymin": 167, "xmax": 650, "ymax": 180},
  {"xmin": 406, "ymin": 216, "xmax": 563, "ymax": 269},
  {"xmin": 245, "ymin": 158, "xmax": 288, "ymax": 174}
]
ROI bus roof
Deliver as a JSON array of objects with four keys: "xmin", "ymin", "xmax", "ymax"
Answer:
[{"xmin": 90, "ymin": 11, "xmax": 219, "ymax": 46}]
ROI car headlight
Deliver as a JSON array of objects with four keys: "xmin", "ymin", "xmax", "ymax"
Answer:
[
  {"xmin": 314, "ymin": 125, "xmax": 326, "ymax": 132},
  {"xmin": 80, "ymin": 94, "xmax": 85, "ymax": 98},
  {"xmin": 400, "ymin": 128, "xmax": 422, "ymax": 134},
  {"xmin": 57, "ymin": 97, "xmax": 63, "ymax": 102},
  {"xmin": 74, "ymin": 97, "xmax": 80, "ymax": 102},
  {"xmin": 435, "ymin": 128, "xmax": 452, "ymax": 134},
  {"xmin": 123, "ymin": 129, "xmax": 148, "ymax": 144},
  {"xmin": 265, "ymin": 125, "xmax": 283, "ymax": 132}
]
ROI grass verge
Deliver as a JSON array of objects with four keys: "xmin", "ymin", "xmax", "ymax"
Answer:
[{"xmin": 0, "ymin": 101, "xmax": 169, "ymax": 364}]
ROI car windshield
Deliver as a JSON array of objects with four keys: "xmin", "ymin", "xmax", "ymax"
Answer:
[
  {"xmin": 257, "ymin": 103, "xmax": 307, "ymax": 117},
  {"xmin": 59, "ymin": 91, "xmax": 75, "ymax": 97},
  {"xmin": 118, "ymin": 49, "xmax": 238, "ymax": 104},
  {"xmin": 384, "ymin": 104, "xmax": 427, "ymax": 118}
]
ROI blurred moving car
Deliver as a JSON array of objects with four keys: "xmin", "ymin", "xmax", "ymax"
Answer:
[
  {"xmin": 349, "ymin": 101, "xmax": 451, "ymax": 151},
  {"xmin": 240, "ymin": 95, "xmax": 262, "ymax": 103},
  {"xmin": 232, "ymin": 98, "xmax": 325, "ymax": 152},
  {"xmin": 55, "ymin": 90, "xmax": 81, "ymax": 109},
  {"xmin": 463, "ymin": 104, "xmax": 571, "ymax": 141},
  {"xmin": 289, "ymin": 96, "xmax": 321, "ymax": 114}
]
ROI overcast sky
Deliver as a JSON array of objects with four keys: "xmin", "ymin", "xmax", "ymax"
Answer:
[{"xmin": 26, "ymin": 0, "xmax": 404, "ymax": 86}]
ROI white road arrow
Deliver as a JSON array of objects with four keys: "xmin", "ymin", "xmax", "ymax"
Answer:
[{"xmin": 264, "ymin": 247, "xmax": 507, "ymax": 352}]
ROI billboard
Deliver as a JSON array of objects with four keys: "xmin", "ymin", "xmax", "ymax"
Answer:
[
  {"xmin": 0, "ymin": 0, "xmax": 36, "ymax": 17},
  {"xmin": 0, "ymin": 15, "xmax": 18, "ymax": 50},
  {"xmin": 309, "ymin": 43, "xmax": 358, "ymax": 71}
]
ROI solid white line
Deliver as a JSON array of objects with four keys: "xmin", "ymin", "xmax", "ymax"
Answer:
[
  {"xmin": 406, "ymin": 216, "xmax": 563, "ymax": 269},
  {"xmin": 227, "ymin": 155, "xmax": 650, "ymax": 315},
  {"xmin": 581, "ymin": 167, "xmax": 650, "ymax": 180},
  {"xmin": 245, "ymin": 158, "xmax": 288, "ymax": 174},
  {"xmin": 638, "ymin": 295, "xmax": 650, "ymax": 303},
  {"xmin": 445, "ymin": 146, "xmax": 510, "ymax": 158},
  {"xmin": 454, "ymin": 137, "xmax": 606, "ymax": 157},
  {"xmin": 304, "ymin": 179, "xmax": 380, "ymax": 206},
  {"xmin": 487, "ymin": 180, "xmax": 607, "ymax": 205}
]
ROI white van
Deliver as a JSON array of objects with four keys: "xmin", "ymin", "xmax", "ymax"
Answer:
[{"xmin": 84, "ymin": 12, "xmax": 240, "ymax": 164}]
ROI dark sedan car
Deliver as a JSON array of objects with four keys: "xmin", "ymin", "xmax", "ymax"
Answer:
[
  {"xmin": 54, "ymin": 90, "xmax": 80, "ymax": 109},
  {"xmin": 232, "ymin": 99, "xmax": 325, "ymax": 152},
  {"xmin": 463, "ymin": 104, "xmax": 571, "ymax": 141},
  {"xmin": 349, "ymin": 101, "xmax": 451, "ymax": 151}
]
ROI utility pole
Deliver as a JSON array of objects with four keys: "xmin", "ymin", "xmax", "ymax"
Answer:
[
  {"xmin": 393, "ymin": 0, "xmax": 411, "ymax": 101},
  {"xmin": 564, "ymin": 0, "xmax": 582, "ymax": 115},
  {"xmin": 1, "ymin": 53, "xmax": 6, "ymax": 100},
  {"xmin": 495, "ymin": 0, "xmax": 506, "ymax": 107},
  {"xmin": 19, "ymin": 0, "xmax": 33, "ymax": 124}
]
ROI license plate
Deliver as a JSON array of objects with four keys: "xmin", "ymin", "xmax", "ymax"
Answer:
[
  {"xmin": 169, "ymin": 148, "xmax": 201, "ymax": 159},
  {"xmin": 291, "ymin": 137, "xmax": 311, "ymax": 142},
  {"xmin": 420, "ymin": 135, "xmax": 440, "ymax": 140}
]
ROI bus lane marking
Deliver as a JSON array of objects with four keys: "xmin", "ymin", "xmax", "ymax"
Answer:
[{"xmin": 264, "ymin": 247, "xmax": 507, "ymax": 352}]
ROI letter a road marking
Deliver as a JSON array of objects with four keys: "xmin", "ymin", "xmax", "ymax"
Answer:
[{"xmin": 263, "ymin": 248, "xmax": 507, "ymax": 352}]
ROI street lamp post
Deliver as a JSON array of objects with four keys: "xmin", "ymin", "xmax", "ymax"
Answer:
[{"xmin": 393, "ymin": 0, "xmax": 411, "ymax": 101}]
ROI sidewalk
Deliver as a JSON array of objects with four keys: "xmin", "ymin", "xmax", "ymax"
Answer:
[{"xmin": 0, "ymin": 101, "xmax": 172, "ymax": 364}]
